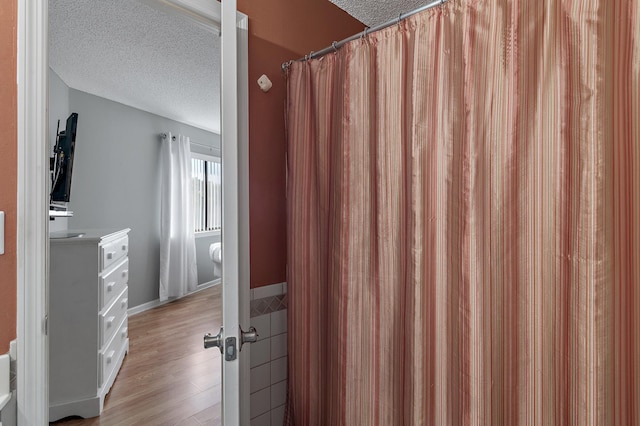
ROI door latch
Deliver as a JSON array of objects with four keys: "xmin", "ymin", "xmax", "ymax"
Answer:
[
  {"xmin": 239, "ymin": 325, "xmax": 258, "ymax": 351},
  {"xmin": 225, "ymin": 337, "xmax": 237, "ymax": 361},
  {"xmin": 204, "ymin": 327, "xmax": 224, "ymax": 353},
  {"xmin": 205, "ymin": 326, "xmax": 257, "ymax": 360}
]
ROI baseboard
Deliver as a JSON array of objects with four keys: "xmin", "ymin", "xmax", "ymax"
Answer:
[
  {"xmin": 198, "ymin": 278, "xmax": 220, "ymax": 289},
  {"xmin": 128, "ymin": 279, "xmax": 221, "ymax": 317}
]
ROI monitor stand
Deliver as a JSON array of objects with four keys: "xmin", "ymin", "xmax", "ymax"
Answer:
[{"xmin": 49, "ymin": 203, "xmax": 73, "ymax": 219}]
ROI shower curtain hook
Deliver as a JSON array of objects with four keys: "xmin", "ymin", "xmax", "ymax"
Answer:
[
  {"xmin": 361, "ymin": 27, "xmax": 369, "ymax": 40},
  {"xmin": 332, "ymin": 41, "xmax": 339, "ymax": 54},
  {"xmin": 397, "ymin": 13, "xmax": 402, "ymax": 26}
]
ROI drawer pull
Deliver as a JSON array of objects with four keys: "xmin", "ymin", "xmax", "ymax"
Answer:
[
  {"xmin": 121, "ymin": 327, "xmax": 128, "ymax": 339},
  {"xmin": 106, "ymin": 350, "xmax": 115, "ymax": 365},
  {"xmin": 107, "ymin": 282, "xmax": 116, "ymax": 292},
  {"xmin": 107, "ymin": 251, "xmax": 116, "ymax": 260},
  {"xmin": 121, "ymin": 298, "xmax": 128, "ymax": 309},
  {"xmin": 122, "ymin": 270, "xmax": 128, "ymax": 278},
  {"xmin": 106, "ymin": 316, "xmax": 116, "ymax": 328},
  {"xmin": 122, "ymin": 244, "xmax": 128, "ymax": 251}
]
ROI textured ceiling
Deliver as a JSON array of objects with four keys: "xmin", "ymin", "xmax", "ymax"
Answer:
[
  {"xmin": 49, "ymin": 0, "xmax": 429, "ymax": 135},
  {"xmin": 330, "ymin": 0, "xmax": 428, "ymax": 27},
  {"xmin": 49, "ymin": 0, "xmax": 221, "ymax": 133}
]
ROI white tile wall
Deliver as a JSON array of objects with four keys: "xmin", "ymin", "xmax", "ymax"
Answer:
[
  {"xmin": 250, "ymin": 339, "xmax": 271, "ymax": 369},
  {"xmin": 271, "ymin": 404, "xmax": 285, "ymax": 426},
  {"xmin": 250, "ymin": 363, "xmax": 271, "ymax": 394},
  {"xmin": 270, "ymin": 310, "xmax": 287, "ymax": 335},
  {"xmin": 270, "ymin": 333, "xmax": 287, "ymax": 360},
  {"xmin": 250, "ymin": 387, "xmax": 271, "ymax": 419},
  {"xmin": 252, "ymin": 314, "xmax": 271, "ymax": 341},
  {"xmin": 250, "ymin": 410, "xmax": 271, "ymax": 426},
  {"xmin": 250, "ymin": 307, "xmax": 288, "ymax": 425},
  {"xmin": 270, "ymin": 356, "xmax": 287, "ymax": 384},
  {"xmin": 251, "ymin": 282, "xmax": 286, "ymax": 300},
  {"xmin": 270, "ymin": 380, "xmax": 286, "ymax": 409}
]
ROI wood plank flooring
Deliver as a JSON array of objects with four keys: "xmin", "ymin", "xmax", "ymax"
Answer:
[{"xmin": 51, "ymin": 285, "xmax": 223, "ymax": 426}]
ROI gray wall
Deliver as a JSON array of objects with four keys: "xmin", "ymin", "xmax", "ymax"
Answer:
[
  {"xmin": 49, "ymin": 70, "xmax": 70, "ymax": 156},
  {"xmin": 49, "ymin": 72, "xmax": 221, "ymax": 308}
]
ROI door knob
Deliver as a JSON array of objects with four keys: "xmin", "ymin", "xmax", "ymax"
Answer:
[
  {"xmin": 204, "ymin": 327, "xmax": 224, "ymax": 353},
  {"xmin": 239, "ymin": 325, "xmax": 258, "ymax": 351}
]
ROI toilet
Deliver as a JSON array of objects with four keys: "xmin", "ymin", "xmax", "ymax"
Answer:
[{"xmin": 209, "ymin": 242, "xmax": 222, "ymax": 278}]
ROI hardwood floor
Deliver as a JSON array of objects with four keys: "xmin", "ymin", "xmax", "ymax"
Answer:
[{"xmin": 51, "ymin": 285, "xmax": 223, "ymax": 426}]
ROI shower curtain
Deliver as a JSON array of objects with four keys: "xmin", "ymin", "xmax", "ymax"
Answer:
[
  {"xmin": 285, "ymin": 1, "xmax": 640, "ymax": 424},
  {"xmin": 160, "ymin": 133, "xmax": 197, "ymax": 301}
]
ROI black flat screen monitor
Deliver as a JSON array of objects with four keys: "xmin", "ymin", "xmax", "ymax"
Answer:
[{"xmin": 50, "ymin": 113, "xmax": 78, "ymax": 203}]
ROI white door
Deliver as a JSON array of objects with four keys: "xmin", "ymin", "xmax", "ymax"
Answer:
[
  {"xmin": 214, "ymin": 1, "xmax": 252, "ymax": 425},
  {"xmin": 16, "ymin": 0, "xmax": 250, "ymax": 424}
]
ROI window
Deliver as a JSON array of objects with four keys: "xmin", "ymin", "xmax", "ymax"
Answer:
[{"xmin": 192, "ymin": 154, "xmax": 221, "ymax": 233}]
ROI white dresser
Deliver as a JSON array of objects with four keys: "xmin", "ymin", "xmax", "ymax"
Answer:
[{"xmin": 49, "ymin": 228, "xmax": 131, "ymax": 421}]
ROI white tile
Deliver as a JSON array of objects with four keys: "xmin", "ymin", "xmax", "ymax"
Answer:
[
  {"xmin": 270, "ymin": 380, "xmax": 287, "ymax": 409},
  {"xmin": 250, "ymin": 338, "xmax": 271, "ymax": 368},
  {"xmin": 251, "ymin": 313, "xmax": 271, "ymax": 341},
  {"xmin": 250, "ymin": 387, "xmax": 271, "ymax": 419},
  {"xmin": 271, "ymin": 404, "xmax": 285, "ymax": 426},
  {"xmin": 270, "ymin": 333, "xmax": 287, "ymax": 360},
  {"xmin": 270, "ymin": 309, "xmax": 287, "ymax": 335},
  {"xmin": 250, "ymin": 411, "xmax": 270, "ymax": 426},
  {"xmin": 250, "ymin": 363, "xmax": 271, "ymax": 393},
  {"xmin": 252, "ymin": 282, "xmax": 284, "ymax": 300},
  {"xmin": 270, "ymin": 356, "xmax": 287, "ymax": 384}
]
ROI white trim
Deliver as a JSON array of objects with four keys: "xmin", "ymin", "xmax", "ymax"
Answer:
[
  {"xmin": 237, "ymin": 15, "xmax": 251, "ymax": 426},
  {"xmin": 197, "ymin": 279, "xmax": 220, "ymax": 288},
  {"xmin": 18, "ymin": 0, "xmax": 250, "ymax": 423},
  {"xmin": 221, "ymin": 0, "xmax": 242, "ymax": 424},
  {"xmin": 195, "ymin": 229, "xmax": 221, "ymax": 238},
  {"xmin": 17, "ymin": 0, "xmax": 49, "ymax": 424},
  {"xmin": 138, "ymin": 0, "xmax": 222, "ymax": 35},
  {"xmin": 250, "ymin": 282, "xmax": 288, "ymax": 300},
  {"xmin": 191, "ymin": 151, "xmax": 221, "ymax": 162},
  {"xmin": 127, "ymin": 279, "xmax": 220, "ymax": 317}
]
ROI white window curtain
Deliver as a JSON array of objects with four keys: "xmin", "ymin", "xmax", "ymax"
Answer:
[{"xmin": 160, "ymin": 133, "xmax": 198, "ymax": 301}]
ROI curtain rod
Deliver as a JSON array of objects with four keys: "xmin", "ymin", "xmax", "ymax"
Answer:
[
  {"xmin": 282, "ymin": 0, "xmax": 447, "ymax": 71},
  {"xmin": 160, "ymin": 133, "xmax": 217, "ymax": 151}
]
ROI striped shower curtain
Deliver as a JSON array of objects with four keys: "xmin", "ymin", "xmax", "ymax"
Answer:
[{"xmin": 285, "ymin": 0, "xmax": 640, "ymax": 424}]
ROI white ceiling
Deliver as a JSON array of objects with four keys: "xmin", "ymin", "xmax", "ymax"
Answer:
[
  {"xmin": 330, "ymin": 0, "xmax": 429, "ymax": 27},
  {"xmin": 49, "ymin": 0, "xmax": 221, "ymax": 133},
  {"xmin": 48, "ymin": 0, "xmax": 414, "ymax": 135}
]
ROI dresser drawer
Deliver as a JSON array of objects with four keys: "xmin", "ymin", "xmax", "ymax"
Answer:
[
  {"xmin": 100, "ymin": 288, "xmax": 128, "ymax": 349},
  {"xmin": 100, "ymin": 258, "xmax": 129, "ymax": 309},
  {"xmin": 101, "ymin": 234, "xmax": 129, "ymax": 271},
  {"xmin": 99, "ymin": 318, "xmax": 128, "ymax": 388}
]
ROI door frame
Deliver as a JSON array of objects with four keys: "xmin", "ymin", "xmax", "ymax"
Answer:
[{"xmin": 16, "ymin": 1, "xmax": 249, "ymax": 424}]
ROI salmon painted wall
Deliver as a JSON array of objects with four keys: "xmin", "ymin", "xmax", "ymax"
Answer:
[
  {"xmin": 0, "ymin": 0, "xmax": 17, "ymax": 354},
  {"xmin": 237, "ymin": 0, "xmax": 363, "ymax": 288}
]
